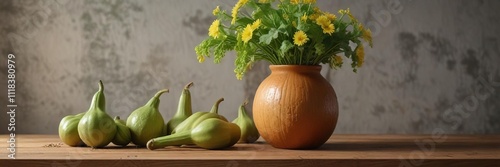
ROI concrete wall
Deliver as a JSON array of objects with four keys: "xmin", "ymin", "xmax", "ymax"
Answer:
[{"xmin": 0, "ymin": 0, "xmax": 499, "ymax": 134}]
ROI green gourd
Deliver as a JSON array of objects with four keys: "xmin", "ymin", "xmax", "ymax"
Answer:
[
  {"xmin": 232, "ymin": 100, "xmax": 260, "ymax": 143},
  {"xmin": 171, "ymin": 98, "xmax": 227, "ymax": 134},
  {"xmin": 165, "ymin": 82, "xmax": 194, "ymax": 135},
  {"xmin": 147, "ymin": 118, "xmax": 241, "ymax": 150},
  {"xmin": 127, "ymin": 89, "xmax": 168, "ymax": 147},
  {"xmin": 58, "ymin": 112, "xmax": 86, "ymax": 147},
  {"xmin": 112, "ymin": 116, "xmax": 131, "ymax": 146},
  {"xmin": 78, "ymin": 80, "xmax": 117, "ymax": 148}
]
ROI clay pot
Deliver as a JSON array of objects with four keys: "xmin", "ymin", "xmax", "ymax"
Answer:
[{"xmin": 253, "ymin": 65, "xmax": 338, "ymax": 149}]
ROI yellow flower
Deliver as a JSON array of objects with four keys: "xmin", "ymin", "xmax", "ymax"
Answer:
[
  {"xmin": 334, "ymin": 55, "xmax": 343, "ymax": 64},
  {"xmin": 293, "ymin": 30, "xmax": 309, "ymax": 46},
  {"xmin": 339, "ymin": 8, "xmax": 357, "ymax": 23},
  {"xmin": 231, "ymin": 0, "xmax": 249, "ymax": 25},
  {"xmin": 358, "ymin": 24, "xmax": 372, "ymax": 46},
  {"xmin": 313, "ymin": 7, "xmax": 321, "ymax": 14},
  {"xmin": 363, "ymin": 29, "xmax": 373, "ymax": 47},
  {"xmin": 315, "ymin": 15, "xmax": 330, "ymax": 27},
  {"xmin": 251, "ymin": 19, "xmax": 261, "ymax": 30},
  {"xmin": 197, "ymin": 55, "xmax": 205, "ymax": 63},
  {"xmin": 208, "ymin": 19, "xmax": 221, "ymax": 39},
  {"xmin": 316, "ymin": 15, "xmax": 335, "ymax": 34},
  {"xmin": 290, "ymin": 0, "xmax": 299, "ymax": 4},
  {"xmin": 309, "ymin": 13, "xmax": 320, "ymax": 20},
  {"xmin": 356, "ymin": 45, "xmax": 365, "ymax": 67},
  {"xmin": 325, "ymin": 12, "xmax": 337, "ymax": 21},
  {"xmin": 303, "ymin": 0, "xmax": 316, "ymax": 4},
  {"xmin": 236, "ymin": 73, "xmax": 243, "ymax": 80},
  {"xmin": 213, "ymin": 6, "xmax": 220, "ymax": 16},
  {"xmin": 242, "ymin": 24, "xmax": 254, "ymax": 43},
  {"xmin": 338, "ymin": 8, "xmax": 349, "ymax": 15},
  {"xmin": 301, "ymin": 13, "xmax": 308, "ymax": 22},
  {"xmin": 322, "ymin": 24, "xmax": 335, "ymax": 35}
]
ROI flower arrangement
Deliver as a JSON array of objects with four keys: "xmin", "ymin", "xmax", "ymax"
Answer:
[{"xmin": 195, "ymin": 0, "xmax": 372, "ymax": 79}]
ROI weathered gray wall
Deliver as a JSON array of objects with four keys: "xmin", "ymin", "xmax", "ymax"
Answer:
[{"xmin": 0, "ymin": 0, "xmax": 499, "ymax": 134}]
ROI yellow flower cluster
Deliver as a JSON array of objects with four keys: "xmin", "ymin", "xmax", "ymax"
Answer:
[
  {"xmin": 331, "ymin": 55, "xmax": 342, "ymax": 67},
  {"xmin": 293, "ymin": 30, "xmax": 309, "ymax": 46},
  {"xmin": 339, "ymin": 8, "xmax": 357, "ymax": 23},
  {"xmin": 301, "ymin": 13, "xmax": 308, "ymax": 22},
  {"xmin": 356, "ymin": 45, "xmax": 364, "ymax": 67},
  {"xmin": 213, "ymin": 6, "xmax": 220, "ymax": 16},
  {"xmin": 358, "ymin": 24, "xmax": 373, "ymax": 47},
  {"xmin": 197, "ymin": 54, "xmax": 205, "ymax": 63},
  {"xmin": 208, "ymin": 19, "xmax": 221, "ymax": 39},
  {"xmin": 242, "ymin": 19, "xmax": 262, "ymax": 43},
  {"xmin": 334, "ymin": 55, "xmax": 343, "ymax": 64},
  {"xmin": 290, "ymin": 0, "xmax": 316, "ymax": 4},
  {"xmin": 315, "ymin": 15, "xmax": 335, "ymax": 35},
  {"xmin": 231, "ymin": 0, "xmax": 249, "ymax": 25}
]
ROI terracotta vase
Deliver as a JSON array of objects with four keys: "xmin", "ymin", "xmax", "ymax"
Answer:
[{"xmin": 253, "ymin": 65, "xmax": 338, "ymax": 149}]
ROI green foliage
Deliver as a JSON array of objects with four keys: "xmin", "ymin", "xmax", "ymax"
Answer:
[{"xmin": 195, "ymin": 0, "xmax": 373, "ymax": 79}]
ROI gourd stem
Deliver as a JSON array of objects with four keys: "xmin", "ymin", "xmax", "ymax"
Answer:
[
  {"xmin": 147, "ymin": 131, "xmax": 192, "ymax": 150},
  {"xmin": 145, "ymin": 89, "xmax": 169, "ymax": 108},
  {"xmin": 184, "ymin": 82, "xmax": 194, "ymax": 89},
  {"xmin": 209, "ymin": 98, "xmax": 224, "ymax": 114},
  {"xmin": 89, "ymin": 80, "xmax": 106, "ymax": 111},
  {"xmin": 238, "ymin": 99, "xmax": 249, "ymax": 117}
]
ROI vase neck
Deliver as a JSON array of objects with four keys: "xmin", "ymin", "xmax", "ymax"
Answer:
[{"xmin": 269, "ymin": 65, "xmax": 322, "ymax": 73}]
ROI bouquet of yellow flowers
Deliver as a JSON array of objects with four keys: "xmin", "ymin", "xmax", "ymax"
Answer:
[{"xmin": 195, "ymin": 0, "xmax": 372, "ymax": 79}]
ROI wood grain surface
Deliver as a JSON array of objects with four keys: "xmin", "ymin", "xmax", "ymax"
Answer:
[{"xmin": 1, "ymin": 134, "xmax": 499, "ymax": 167}]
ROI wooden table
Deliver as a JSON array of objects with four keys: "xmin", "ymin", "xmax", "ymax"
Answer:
[{"xmin": 1, "ymin": 134, "xmax": 499, "ymax": 167}]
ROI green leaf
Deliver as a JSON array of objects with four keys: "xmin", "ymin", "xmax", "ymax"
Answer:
[
  {"xmin": 296, "ymin": 20, "xmax": 309, "ymax": 32},
  {"xmin": 280, "ymin": 40, "xmax": 293, "ymax": 55},
  {"xmin": 314, "ymin": 43, "xmax": 325, "ymax": 55},
  {"xmin": 259, "ymin": 28, "xmax": 279, "ymax": 45},
  {"xmin": 277, "ymin": 23, "xmax": 289, "ymax": 36},
  {"xmin": 235, "ymin": 17, "xmax": 254, "ymax": 27}
]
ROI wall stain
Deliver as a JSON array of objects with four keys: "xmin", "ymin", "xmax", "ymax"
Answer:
[
  {"xmin": 372, "ymin": 105, "xmax": 386, "ymax": 117},
  {"xmin": 398, "ymin": 32, "xmax": 419, "ymax": 61},
  {"xmin": 446, "ymin": 60, "xmax": 456, "ymax": 70},
  {"xmin": 419, "ymin": 32, "xmax": 454, "ymax": 62},
  {"xmin": 182, "ymin": 9, "xmax": 214, "ymax": 36},
  {"xmin": 460, "ymin": 49, "xmax": 480, "ymax": 78},
  {"xmin": 397, "ymin": 32, "xmax": 419, "ymax": 84}
]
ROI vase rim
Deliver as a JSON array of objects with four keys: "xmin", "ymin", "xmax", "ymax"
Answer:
[{"xmin": 269, "ymin": 65, "xmax": 322, "ymax": 72}]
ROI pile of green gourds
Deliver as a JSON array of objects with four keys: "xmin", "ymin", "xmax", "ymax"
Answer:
[{"xmin": 58, "ymin": 81, "xmax": 259, "ymax": 150}]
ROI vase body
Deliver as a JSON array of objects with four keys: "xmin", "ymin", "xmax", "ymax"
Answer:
[{"xmin": 253, "ymin": 65, "xmax": 338, "ymax": 149}]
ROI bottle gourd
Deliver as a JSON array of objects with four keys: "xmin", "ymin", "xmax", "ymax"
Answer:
[
  {"xmin": 232, "ymin": 100, "xmax": 260, "ymax": 143},
  {"xmin": 147, "ymin": 118, "xmax": 240, "ymax": 150},
  {"xmin": 127, "ymin": 89, "xmax": 169, "ymax": 147},
  {"xmin": 165, "ymin": 82, "xmax": 194, "ymax": 135},
  {"xmin": 77, "ymin": 80, "xmax": 117, "ymax": 148},
  {"xmin": 59, "ymin": 112, "xmax": 86, "ymax": 147}
]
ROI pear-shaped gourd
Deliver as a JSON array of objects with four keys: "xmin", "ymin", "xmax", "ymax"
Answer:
[
  {"xmin": 147, "ymin": 118, "xmax": 241, "ymax": 150},
  {"xmin": 165, "ymin": 82, "xmax": 194, "ymax": 135},
  {"xmin": 232, "ymin": 100, "xmax": 260, "ymax": 143},
  {"xmin": 78, "ymin": 80, "xmax": 117, "ymax": 148},
  {"xmin": 172, "ymin": 98, "xmax": 227, "ymax": 134},
  {"xmin": 127, "ymin": 89, "xmax": 168, "ymax": 147},
  {"xmin": 112, "ymin": 116, "xmax": 131, "ymax": 146},
  {"xmin": 59, "ymin": 112, "xmax": 86, "ymax": 147}
]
